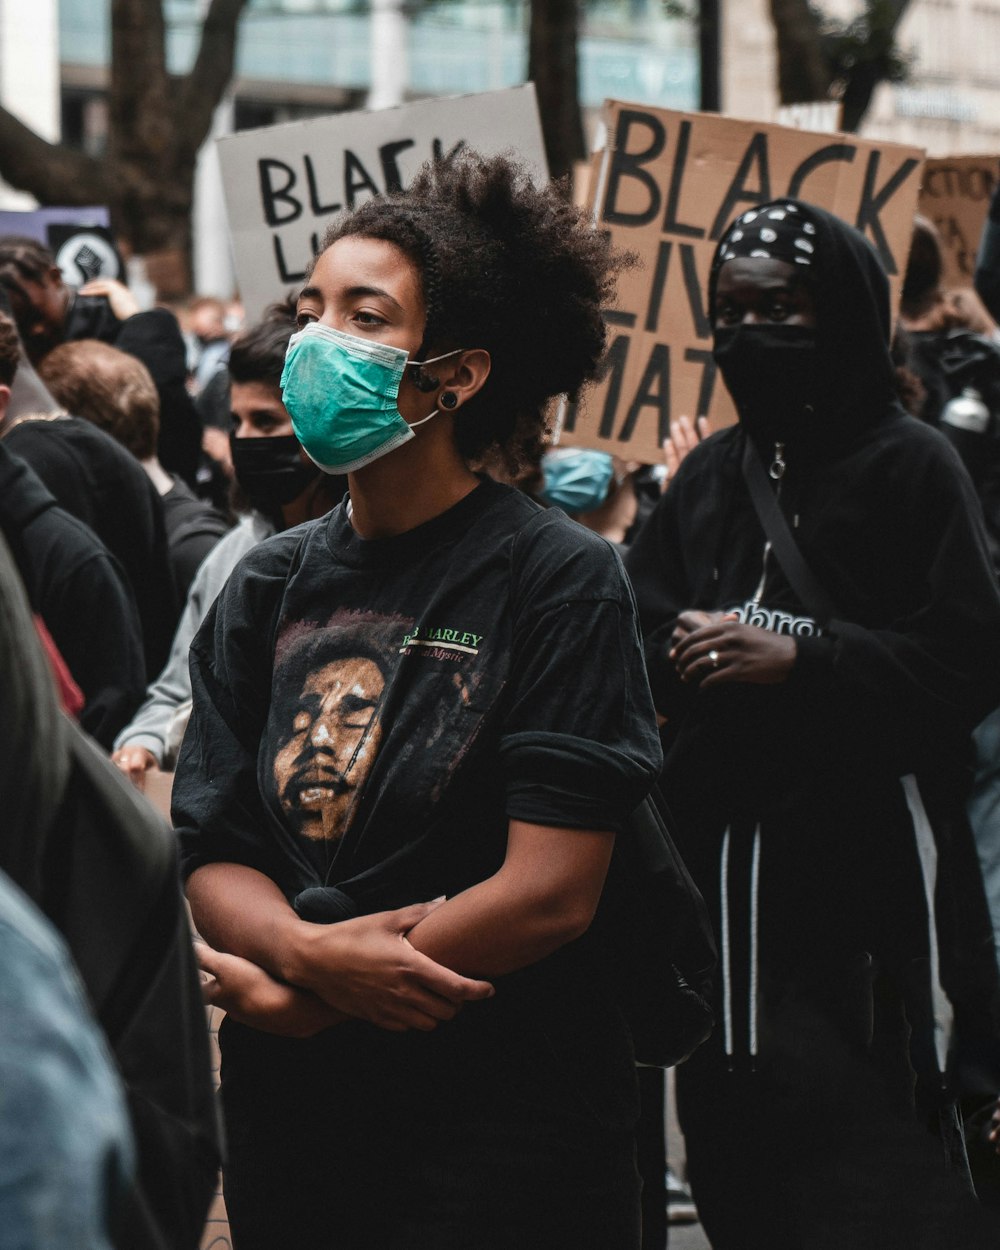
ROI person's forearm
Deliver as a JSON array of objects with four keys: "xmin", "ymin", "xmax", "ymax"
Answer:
[
  {"xmin": 405, "ymin": 875, "xmax": 589, "ymax": 978},
  {"xmin": 406, "ymin": 828, "xmax": 614, "ymax": 978},
  {"xmin": 187, "ymin": 861, "xmax": 495, "ymax": 1030},
  {"xmin": 186, "ymin": 861, "xmax": 306, "ymax": 979}
]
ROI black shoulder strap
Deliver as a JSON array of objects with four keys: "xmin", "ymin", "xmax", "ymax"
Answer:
[{"xmin": 740, "ymin": 436, "xmax": 838, "ymax": 626}]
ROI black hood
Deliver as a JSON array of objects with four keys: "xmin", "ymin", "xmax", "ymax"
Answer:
[{"xmin": 709, "ymin": 199, "xmax": 899, "ymax": 440}]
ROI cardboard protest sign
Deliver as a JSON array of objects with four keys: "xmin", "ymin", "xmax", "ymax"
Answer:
[
  {"xmin": 560, "ymin": 103, "xmax": 924, "ymax": 463},
  {"xmin": 918, "ymin": 155, "xmax": 999, "ymax": 288},
  {"xmin": 48, "ymin": 224, "xmax": 125, "ymax": 285},
  {"xmin": 219, "ymin": 85, "xmax": 547, "ymax": 318}
]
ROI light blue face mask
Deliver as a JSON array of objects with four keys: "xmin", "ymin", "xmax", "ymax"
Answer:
[
  {"xmin": 280, "ymin": 322, "xmax": 462, "ymax": 475},
  {"xmin": 539, "ymin": 448, "xmax": 616, "ymax": 514}
]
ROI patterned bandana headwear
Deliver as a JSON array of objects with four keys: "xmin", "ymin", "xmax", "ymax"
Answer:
[{"xmin": 718, "ymin": 203, "xmax": 818, "ymax": 270}]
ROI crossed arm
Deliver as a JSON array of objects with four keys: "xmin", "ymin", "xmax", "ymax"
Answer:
[{"xmin": 189, "ymin": 818, "xmax": 614, "ymax": 1039}]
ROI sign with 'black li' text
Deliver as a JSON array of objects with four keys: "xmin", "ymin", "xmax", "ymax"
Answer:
[
  {"xmin": 561, "ymin": 103, "xmax": 925, "ymax": 464},
  {"xmin": 918, "ymin": 155, "xmax": 999, "ymax": 289},
  {"xmin": 218, "ymin": 85, "xmax": 547, "ymax": 319}
]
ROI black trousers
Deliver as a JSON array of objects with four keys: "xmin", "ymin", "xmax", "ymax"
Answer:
[
  {"xmin": 676, "ymin": 971, "xmax": 998, "ymax": 1250},
  {"xmin": 218, "ymin": 1009, "xmax": 642, "ymax": 1250}
]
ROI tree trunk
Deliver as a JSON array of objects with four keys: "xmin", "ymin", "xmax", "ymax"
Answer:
[
  {"xmin": 769, "ymin": 0, "xmax": 914, "ymax": 133},
  {"xmin": 528, "ymin": 0, "xmax": 586, "ymax": 184},
  {"xmin": 0, "ymin": 0, "xmax": 248, "ymax": 297},
  {"xmin": 839, "ymin": 0, "xmax": 914, "ymax": 132},
  {"xmin": 769, "ymin": 0, "xmax": 832, "ymax": 105}
]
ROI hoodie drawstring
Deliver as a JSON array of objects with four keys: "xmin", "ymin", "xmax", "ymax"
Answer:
[
  {"xmin": 749, "ymin": 823, "xmax": 761, "ymax": 1067},
  {"xmin": 720, "ymin": 826, "xmax": 733, "ymax": 1062},
  {"xmin": 720, "ymin": 822, "xmax": 763, "ymax": 1068}
]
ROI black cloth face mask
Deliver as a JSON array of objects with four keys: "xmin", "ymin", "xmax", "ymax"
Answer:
[
  {"xmin": 713, "ymin": 323, "xmax": 819, "ymax": 445},
  {"xmin": 229, "ymin": 432, "xmax": 318, "ymax": 510}
]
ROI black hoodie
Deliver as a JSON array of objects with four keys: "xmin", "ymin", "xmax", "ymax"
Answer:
[
  {"xmin": 0, "ymin": 441, "xmax": 145, "ymax": 748},
  {"xmin": 625, "ymin": 201, "xmax": 1000, "ymax": 1075}
]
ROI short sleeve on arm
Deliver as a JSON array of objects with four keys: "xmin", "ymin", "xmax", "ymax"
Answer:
[{"xmin": 500, "ymin": 522, "xmax": 662, "ymax": 832}]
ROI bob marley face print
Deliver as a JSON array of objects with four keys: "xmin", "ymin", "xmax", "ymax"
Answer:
[{"xmin": 272, "ymin": 651, "xmax": 386, "ymax": 842}]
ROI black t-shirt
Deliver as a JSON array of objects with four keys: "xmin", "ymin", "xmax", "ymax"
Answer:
[{"xmin": 174, "ymin": 477, "xmax": 661, "ymax": 909}]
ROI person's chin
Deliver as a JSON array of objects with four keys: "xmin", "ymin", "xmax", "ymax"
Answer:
[{"xmin": 281, "ymin": 793, "xmax": 350, "ymax": 841}]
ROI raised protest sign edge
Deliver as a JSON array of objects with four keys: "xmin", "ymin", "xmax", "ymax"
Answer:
[{"xmin": 560, "ymin": 102, "xmax": 925, "ymax": 465}]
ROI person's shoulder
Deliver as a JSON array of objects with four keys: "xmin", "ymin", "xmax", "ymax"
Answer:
[
  {"xmin": 675, "ymin": 424, "xmax": 739, "ymax": 480},
  {"xmin": 222, "ymin": 513, "xmax": 328, "ymax": 589},
  {"xmin": 511, "ymin": 497, "xmax": 631, "ymax": 605},
  {"xmin": 869, "ymin": 404, "xmax": 961, "ymax": 461},
  {"xmin": 854, "ymin": 406, "xmax": 979, "ymax": 502},
  {"xmin": 20, "ymin": 415, "xmax": 148, "ymax": 482}
]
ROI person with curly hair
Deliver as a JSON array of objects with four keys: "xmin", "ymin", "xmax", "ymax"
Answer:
[{"xmin": 172, "ymin": 151, "xmax": 662, "ymax": 1248}]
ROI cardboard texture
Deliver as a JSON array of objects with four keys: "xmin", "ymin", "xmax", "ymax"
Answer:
[
  {"xmin": 560, "ymin": 103, "xmax": 925, "ymax": 464},
  {"xmin": 218, "ymin": 85, "xmax": 548, "ymax": 319},
  {"xmin": 919, "ymin": 154, "xmax": 1000, "ymax": 288}
]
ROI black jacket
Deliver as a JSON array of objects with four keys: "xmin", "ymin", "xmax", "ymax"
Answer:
[
  {"xmin": 0, "ymin": 528, "xmax": 220, "ymax": 1250},
  {"xmin": 626, "ymin": 202, "xmax": 1000, "ymax": 1083},
  {"xmin": 0, "ymin": 441, "xmax": 145, "ymax": 748},
  {"xmin": 5, "ymin": 415, "xmax": 178, "ymax": 679}
]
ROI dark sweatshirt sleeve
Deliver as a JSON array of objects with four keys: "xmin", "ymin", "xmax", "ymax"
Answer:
[
  {"xmin": 171, "ymin": 539, "xmax": 294, "ymax": 881},
  {"xmin": 789, "ymin": 434, "xmax": 1000, "ymax": 773},
  {"xmin": 623, "ymin": 475, "xmax": 705, "ymax": 723},
  {"xmin": 42, "ymin": 547, "xmax": 146, "ymax": 751}
]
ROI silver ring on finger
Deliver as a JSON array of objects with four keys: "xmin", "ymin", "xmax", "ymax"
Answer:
[{"xmin": 708, "ymin": 649, "xmax": 720, "ymax": 669}]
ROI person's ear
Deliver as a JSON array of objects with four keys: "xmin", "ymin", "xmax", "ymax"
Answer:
[
  {"xmin": 0, "ymin": 383, "xmax": 11, "ymax": 424},
  {"xmin": 436, "ymin": 349, "xmax": 491, "ymax": 413}
]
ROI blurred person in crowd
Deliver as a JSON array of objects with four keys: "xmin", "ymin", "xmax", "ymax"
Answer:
[
  {"xmin": 976, "ymin": 181, "xmax": 1000, "ymax": 327},
  {"xmin": 899, "ymin": 228, "xmax": 1000, "ymax": 1180},
  {"xmin": 898, "ymin": 216, "xmax": 1000, "ymax": 569},
  {"xmin": 186, "ymin": 295, "xmax": 232, "ymax": 393},
  {"xmin": 0, "ymin": 520, "xmax": 220, "ymax": 1250},
  {"xmin": 537, "ymin": 417, "xmax": 705, "ymax": 554},
  {"xmin": 39, "ymin": 339, "xmax": 231, "ymax": 603},
  {"xmin": 112, "ymin": 308, "xmax": 345, "ymax": 790},
  {"xmin": 626, "ymin": 200, "xmax": 1000, "ymax": 1248},
  {"xmin": 0, "ymin": 316, "xmax": 144, "ymax": 748},
  {"xmin": 0, "ymin": 306, "xmax": 178, "ymax": 680},
  {"xmin": 0, "ymin": 235, "xmax": 202, "ymax": 485},
  {"xmin": 0, "ymin": 863, "xmax": 135, "ymax": 1250},
  {"xmin": 174, "ymin": 152, "xmax": 661, "ymax": 1249}
]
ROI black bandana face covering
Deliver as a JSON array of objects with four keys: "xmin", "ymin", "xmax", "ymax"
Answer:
[
  {"xmin": 713, "ymin": 323, "xmax": 819, "ymax": 443},
  {"xmin": 229, "ymin": 432, "xmax": 318, "ymax": 510}
]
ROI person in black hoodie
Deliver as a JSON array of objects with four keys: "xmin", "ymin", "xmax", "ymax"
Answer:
[
  {"xmin": 0, "ymin": 313, "xmax": 145, "ymax": 746},
  {"xmin": 626, "ymin": 200, "xmax": 1000, "ymax": 1247},
  {"xmin": 0, "ymin": 302, "xmax": 178, "ymax": 682}
]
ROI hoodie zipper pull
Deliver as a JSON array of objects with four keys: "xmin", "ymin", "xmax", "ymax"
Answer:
[{"xmin": 769, "ymin": 442, "xmax": 786, "ymax": 481}]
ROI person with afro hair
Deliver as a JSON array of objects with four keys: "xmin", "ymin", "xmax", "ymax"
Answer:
[{"xmin": 174, "ymin": 151, "xmax": 662, "ymax": 1248}]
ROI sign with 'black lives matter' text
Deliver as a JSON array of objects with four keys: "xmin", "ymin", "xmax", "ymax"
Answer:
[
  {"xmin": 218, "ymin": 85, "xmax": 547, "ymax": 319},
  {"xmin": 561, "ymin": 103, "xmax": 925, "ymax": 464}
]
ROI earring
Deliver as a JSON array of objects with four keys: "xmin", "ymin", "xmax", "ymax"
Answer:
[{"xmin": 440, "ymin": 391, "xmax": 458, "ymax": 410}]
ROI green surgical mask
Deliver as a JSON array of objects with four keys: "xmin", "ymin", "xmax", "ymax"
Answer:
[{"xmin": 280, "ymin": 323, "xmax": 461, "ymax": 474}]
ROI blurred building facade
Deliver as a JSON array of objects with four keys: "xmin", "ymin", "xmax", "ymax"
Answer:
[{"xmin": 725, "ymin": 0, "xmax": 1000, "ymax": 156}]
